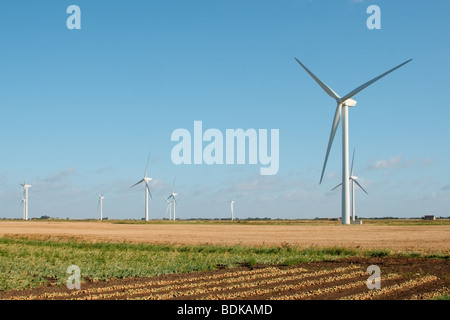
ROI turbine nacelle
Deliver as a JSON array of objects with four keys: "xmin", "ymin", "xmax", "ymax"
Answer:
[{"xmin": 342, "ymin": 98, "xmax": 357, "ymax": 107}]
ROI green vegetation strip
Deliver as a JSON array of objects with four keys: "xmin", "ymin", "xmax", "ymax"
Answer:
[{"xmin": 0, "ymin": 236, "xmax": 448, "ymax": 291}]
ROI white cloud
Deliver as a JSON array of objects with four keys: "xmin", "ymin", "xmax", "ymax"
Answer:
[
  {"xmin": 368, "ymin": 155, "xmax": 433, "ymax": 172},
  {"xmin": 368, "ymin": 155, "xmax": 403, "ymax": 170},
  {"xmin": 34, "ymin": 167, "xmax": 77, "ymax": 190}
]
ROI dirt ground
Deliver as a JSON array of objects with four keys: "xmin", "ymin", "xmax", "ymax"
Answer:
[
  {"xmin": 0, "ymin": 220, "xmax": 449, "ymax": 253},
  {"xmin": 2, "ymin": 257, "xmax": 449, "ymax": 300}
]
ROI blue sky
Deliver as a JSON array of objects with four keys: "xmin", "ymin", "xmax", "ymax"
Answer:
[{"xmin": 0, "ymin": 0, "xmax": 449, "ymax": 220}]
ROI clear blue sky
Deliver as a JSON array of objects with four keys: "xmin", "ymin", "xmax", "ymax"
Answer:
[{"xmin": 0, "ymin": 0, "xmax": 449, "ymax": 219}]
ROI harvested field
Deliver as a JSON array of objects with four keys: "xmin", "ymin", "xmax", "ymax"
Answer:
[
  {"xmin": 0, "ymin": 220, "xmax": 449, "ymax": 253},
  {"xmin": 2, "ymin": 257, "xmax": 449, "ymax": 300}
]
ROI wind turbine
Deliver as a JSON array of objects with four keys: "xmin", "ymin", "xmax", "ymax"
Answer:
[
  {"xmin": 229, "ymin": 195, "xmax": 235, "ymax": 221},
  {"xmin": 20, "ymin": 179, "xmax": 32, "ymax": 220},
  {"xmin": 331, "ymin": 149, "xmax": 368, "ymax": 222},
  {"xmin": 166, "ymin": 178, "xmax": 177, "ymax": 220},
  {"xmin": 295, "ymin": 57, "xmax": 411, "ymax": 224},
  {"xmin": 163, "ymin": 196, "xmax": 173, "ymax": 220},
  {"xmin": 98, "ymin": 194, "xmax": 104, "ymax": 220},
  {"xmin": 131, "ymin": 152, "xmax": 153, "ymax": 221}
]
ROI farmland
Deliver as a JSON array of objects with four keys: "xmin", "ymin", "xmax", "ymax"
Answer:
[{"xmin": 0, "ymin": 219, "xmax": 449, "ymax": 300}]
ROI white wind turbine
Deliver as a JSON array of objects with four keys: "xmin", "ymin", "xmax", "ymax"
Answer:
[
  {"xmin": 163, "ymin": 196, "xmax": 173, "ymax": 220},
  {"xmin": 131, "ymin": 152, "xmax": 153, "ymax": 221},
  {"xmin": 229, "ymin": 195, "xmax": 235, "ymax": 221},
  {"xmin": 98, "ymin": 194, "xmax": 104, "ymax": 220},
  {"xmin": 166, "ymin": 178, "xmax": 177, "ymax": 220},
  {"xmin": 295, "ymin": 57, "xmax": 411, "ymax": 224},
  {"xmin": 20, "ymin": 179, "xmax": 32, "ymax": 220},
  {"xmin": 331, "ymin": 149, "xmax": 368, "ymax": 222}
]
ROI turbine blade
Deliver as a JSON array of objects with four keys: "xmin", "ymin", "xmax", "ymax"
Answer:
[
  {"xmin": 340, "ymin": 59, "xmax": 412, "ymax": 102},
  {"xmin": 294, "ymin": 58, "xmax": 341, "ymax": 101},
  {"xmin": 145, "ymin": 182, "xmax": 152, "ymax": 199},
  {"xmin": 354, "ymin": 180, "xmax": 368, "ymax": 195},
  {"xmin": 320, "ymin": 103, "xmax": 342, "ymax": 184},
  {"xmin": 144, "ymin": 151, "xmax": 152, "ymax": 177},
  {"xmin": 131, "ymin": 179, "xmax": 145, "ymax": 188},
  {"xmin": 331, "ymin": 183, "xmax": 342, "ymax": 191},
  {"xmin": 172, "ymin": 177, "xmax": 176, "ymax": 194},
  {"xmin": 350, "ymin": 148, "xmax": 356, "ymax": 176}
]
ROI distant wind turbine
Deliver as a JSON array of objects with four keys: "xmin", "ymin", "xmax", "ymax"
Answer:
[
  {"xmin": 164, "ymin": 195, "xmax": 173, "ymax": 220},
  {"xmin": 98, "ymin": 194, "xmax": 104, "ymax": 220},
  {"xmin": 166, "ymin": 178, "xmax": 177, "ymax": 220},
  {"xmin": 131, "ymin": 152, "xmax": 153, "ymax": 221},
  {"xmin": 229, "ymin": 195, "xmax": 235, "ymax": 221},
  {"xmin": 20, "ymin": 179, "xmax": 32, "ymax": 220},
  {"xmin": 331, "ymin": 149, "xmax": 368, "ymax": 222},
  {"xmin": 295, "ymin": 57, "xmax": 411, "ymax": 224}
]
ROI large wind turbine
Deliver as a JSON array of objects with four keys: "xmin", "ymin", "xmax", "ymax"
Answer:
[
  {"xmin": 20, "ymin": 179, "xmax": 32, "ymax": 220},
  {"xmin": 331, "ymin": 149, "xmax": 368, "ymax": 222},
  {"xmin": 131, "ymin": 152, "xmax": 153, "ymax": 221},
  {"xmin": 166, "ymin": 178, "xmax": 177, "ymax": 220},
  {"xmin": 98, "ymin": 194, "xmax": 104, "ymax": 220},
  {"xmin": 229, "ymin": 195, "xmax": 235, "ymax": 221},
  {"xmin": 295, "ymin": 57, "xmax": 411, "ymax": 224}
]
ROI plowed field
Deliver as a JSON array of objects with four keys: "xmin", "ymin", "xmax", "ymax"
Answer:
[{"xmin": 2, "ymin": 257, "xmax": 449, "ymax": 300}]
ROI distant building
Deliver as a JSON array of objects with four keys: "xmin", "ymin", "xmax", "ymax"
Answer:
[{"xmin": 422, "ymin": 215, "xmax": 436, "ymax": 220}]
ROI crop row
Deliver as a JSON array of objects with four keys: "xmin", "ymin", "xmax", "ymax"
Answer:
[
  {"xmin": 95, "ymin": 266, "xmax": 360, "ymax": 300},
  {"xmin": 9, "ymin": 266, "xmax": 310, "ymax": 300},
  {"xmin": 7, "ymin": 264, "xmax": 447, "ymax": 301},
  {"xmin": 270, "ymin": 273, "xmax": 404, "ymax": 300},
  {"xmin": 341, "ymin": 275, "xmax": 439, "ymax": 300}
]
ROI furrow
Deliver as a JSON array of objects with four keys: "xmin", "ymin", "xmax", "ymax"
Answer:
[
  {"xmin": 409, "ymin": 286, "xmax": 450, "ymax": 300},
  {"xmin": 10, "ymin": 266, "xmax": 295, "ymax": 300},
  {"xmin": 197, "ymin": 268, "xmax": 363, "ymax": 300},
  {"xmin": 71, "ymin": 266, "xmax": 317, "ymax": 300},
  {"xmin": 146, "ymin": 266, "xmax": 362, "ymax": 301},
  {"xmin": 341, "ymin": 275, "xmax": 439, "ymax": 300},
  {"xmin": 270, "ymin": 273, "xmax": 403, "ymax": 300}
]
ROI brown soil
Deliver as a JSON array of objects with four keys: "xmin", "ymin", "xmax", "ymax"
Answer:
[{"xmin": 2, "ymin": 257, "xmax": 449, "ymax": 300}]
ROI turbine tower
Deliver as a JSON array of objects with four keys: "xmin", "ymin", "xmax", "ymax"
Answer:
[
  {"xmin": 131, "ymin": 152, "xmax": 153, "ymax": 221},
  {"xmin": 98, "ymin": 194, "xmax": 104, "ymax": 220},
  {"xmin": 230, "ymin": 195, "xmax": 235, "ymax": 221},
  {"xmin": 166, "ymin": 178, "xmax": 177, "ymax": 220},
  {"xmin": 20, "ymin": 179, "xmax": 32, "ymax": 220},
  {"xmin": 295, "ymin": 57, "xmax": 411, "ymax": 224},
  {"xmin": 331, "ymin": 149, "xmax": 368, "ymax": 221}
]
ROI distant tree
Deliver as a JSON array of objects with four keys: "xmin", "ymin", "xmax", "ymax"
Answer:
[{"xmin": 39, "ymin": 215, "xmax": 51, "ymax": 219}]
